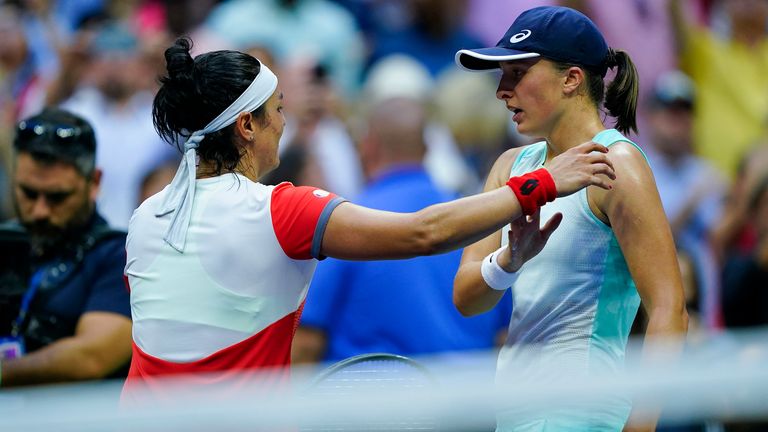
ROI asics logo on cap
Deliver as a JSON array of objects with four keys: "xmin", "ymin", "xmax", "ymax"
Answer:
[{"xmin": 509, "ymin": 30, "xmax": 532, "ymax": 43}]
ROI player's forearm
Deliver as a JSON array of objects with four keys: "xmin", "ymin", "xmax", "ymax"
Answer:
[
  {"xmin": 413, "ymin": 187, "xmax": 522, "ymax": 256},
  {"xmin": 453, "ymin": 261, "xmax": 506, "ymax": 316}
]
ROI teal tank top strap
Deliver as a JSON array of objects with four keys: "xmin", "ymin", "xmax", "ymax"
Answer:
[
  {"xmin": 510, "ymin": 141, "xmax": 547, "ymax": 175},
  {"xmin": 510, "ymin": 130, "xmax": 647, "ymax": 176},
  {"xmin": 592, "ymin": 129, "xmax": 649, "ymax": 163}
]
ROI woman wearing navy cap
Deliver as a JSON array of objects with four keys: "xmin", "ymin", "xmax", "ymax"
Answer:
[{"xmin": 453, "ymin": 6, "xmax": 688, "ymax": 432}]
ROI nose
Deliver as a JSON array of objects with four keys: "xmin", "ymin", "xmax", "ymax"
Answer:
[
  {"xmin": 496, "ymin": 78, "xmax": 515, "ymax": 101},
  {"xmin": 496, "ymin": 86, "xmax": 513, "ymax": 101},
  {"xmin": 30, "ymin": 196, "xmax": 52, "ymax": 221}
]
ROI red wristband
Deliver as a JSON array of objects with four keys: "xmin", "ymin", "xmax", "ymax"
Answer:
[{"xmin": 506, "ymin": 168, "xmax": 557, "ymax": 215}]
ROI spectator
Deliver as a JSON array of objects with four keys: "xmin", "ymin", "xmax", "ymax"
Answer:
[
  {"xmin": 712, "ymin": 144, "xmax": 768, "ymax": 263},
  {"xmin": 561, "ymin": 0, "xmax": 707, "ymax": 144},
  {"xmin": 722, "ymin": 171, "xmax": 768, "ymax": 327},
  {"xmin": 293, "ymin": 97, "xmax": 510, "ymax": 364},
  {"xmin": 670, "ymin": 0, "xmax": 768, "ymax": 178},
  {"xmin": 367, "ymin": 0, "xmax": 484, "ymax": 77},
  {"xmin": 0, "ymin": 5, "xmax": 47, "ymax": 124},
  {"xmin": 365, "ymin": 54, "xmax": 480, "ymax": 195},
  {"xmin": 644, "ymin": 70, "xmax": 726, "ymax": 329},
  {"xmin": 56, "ymin": 21, "xmax": 176, "ymax": 229},
  {"xmin": 204, "ymin": 0, "xmax": 365, "ymax": 97},
  {"xmin": 466, "ymin": 0, "xmax": 558, "ymax": 47},
  {"xmin": 0, "ymin": 107, "xmax": 131, "ymax": 387},
  {"xmin": 714, "ymin": 143, "xmax": 768, "ymax": 325},
  {"xmin": 263, "ymin": 58, "xmax": 364, "ymax": 198}
]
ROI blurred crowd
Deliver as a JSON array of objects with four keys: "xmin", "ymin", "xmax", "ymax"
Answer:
[{"xmin": 1, "ymin": 0, "xmax": 767, "ymax": 367}]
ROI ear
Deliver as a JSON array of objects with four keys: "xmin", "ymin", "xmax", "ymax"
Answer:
[
  {"xmin": 234, "ymin": 112, "xmax": 257, "ymax": 142},
  {"xmin": 562, "ymin": 66, "xmax": 585, "ymax": 96},
  {"xmin": 89, "ymin": 168, "xmax": 102, "ymax": 201}
]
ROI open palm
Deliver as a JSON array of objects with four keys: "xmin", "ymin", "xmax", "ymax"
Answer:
[{"xmin": 500, "ymin": 210, "xmax": 563, "ymax": 272}]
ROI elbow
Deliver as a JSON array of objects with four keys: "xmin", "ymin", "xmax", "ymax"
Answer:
[
  {"xmin": 646, "ymin": 300, "xmax": 690, "ymax": 335},
  {"xmin": 680, "ymin": 305, "xmax": 690, "ymax": 333},
  {"xmin": 452, "ymin": 284, "xmax": 484, "ymax": 317},
  {"xmin": 454, "ymin": 300, "xmax": 479, "ymax": 318},
  {"xmin": 75, "ymin": 355, "xmax": 122, "ymax": 381}
]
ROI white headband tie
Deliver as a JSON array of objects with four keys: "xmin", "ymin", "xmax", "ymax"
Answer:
[{"xmin": 156, "ymin": 63, "xmax": 278, "ymax": 252}]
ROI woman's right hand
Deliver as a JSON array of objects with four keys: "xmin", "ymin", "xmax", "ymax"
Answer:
[{"xmin": 546, "ymin": 141, "xmax": 616, "ymax": 197}]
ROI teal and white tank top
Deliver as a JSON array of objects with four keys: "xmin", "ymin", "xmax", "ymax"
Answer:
[{"xmin": 496, "ymin": 129, "xmax": 643, "ymax": 431}]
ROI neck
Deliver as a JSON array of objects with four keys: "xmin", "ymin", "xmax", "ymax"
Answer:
[
  {"xmin": 544, "ymin": 103, "xmax": 606, "ymax": 162},
  {"xmin": 197, "ymin": 153, "xmax": 262, "ymax": 182}
]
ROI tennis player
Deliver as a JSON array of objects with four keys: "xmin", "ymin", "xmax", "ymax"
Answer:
[{"xmin": 453, "ymin": 6, "xmax": 688, "ymax": 431}]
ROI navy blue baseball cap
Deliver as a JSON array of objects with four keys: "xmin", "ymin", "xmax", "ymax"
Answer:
[{"xmin": 456, "ymin": 6, "xmax": 609, "ymax": 75}]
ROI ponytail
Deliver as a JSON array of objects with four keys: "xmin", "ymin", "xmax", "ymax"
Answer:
[
  {"xmin": 554, "ymin": 48, "xmax": 639, "ymax": 136},
  {"xmin": 603, "ymin": 49, "xmax": 639, "ymax": 136}
]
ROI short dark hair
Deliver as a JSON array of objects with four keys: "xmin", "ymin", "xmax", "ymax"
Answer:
[{"xmin": 13, "ymin": 108, "xmax": 97, "ymax": 177}]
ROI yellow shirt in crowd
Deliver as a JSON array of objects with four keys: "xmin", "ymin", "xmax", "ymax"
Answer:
[{"xmin": 681, "ymin": 26, "xmax": 768, "ymax": 179}]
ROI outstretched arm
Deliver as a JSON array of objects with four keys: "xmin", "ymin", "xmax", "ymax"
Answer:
[
  {"xmin": 452, "ymin": 148, "xmax": 518, "ymax": 316},
  {"xmin": 321, "ymin": 142, "xmax": 615, "ymax": 261}
]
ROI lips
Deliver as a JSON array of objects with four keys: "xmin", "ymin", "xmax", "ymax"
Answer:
[{"xmin": 511, "ymin": 108, "xmax": 523, "ymax": 123}]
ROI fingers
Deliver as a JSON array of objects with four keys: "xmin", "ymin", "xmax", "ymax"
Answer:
[
  {"xmin": 540, "ymin": 212, "xmax": 563, "ymax": 241},
  {"xmin": 591, "ymin": 162, "xmax": 617, "ymax": 180},
  {"xmin": 588, "ymin": 174, "xmax": 614, "ymax": 190},
  {"xmin": 586, "ymin": 152, "xmax": 615, "ymax": 173},
  {"xmin": 573, "ymin": 141, "xmax": 609, "ymax": 154},
  {"xmin": 529, "ymin": 209, "xmax": 540, "ymax": 224}
]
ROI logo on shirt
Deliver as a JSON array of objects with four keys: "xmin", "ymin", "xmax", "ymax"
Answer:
[
  {"xmin": 520, "ymin": 179, "xmax": 539, "ymax": 195},
  {"xmin": 313, "ymin": 189, "xmax": 330, "ymax": 198},
  {"xmin": 509, "ymin": 30, "xmax": 532, "ymax": 44}
]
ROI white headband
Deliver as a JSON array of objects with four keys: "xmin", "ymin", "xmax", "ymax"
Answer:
[{"xmin": 156, "ymin": 63, "xmax": 279, "ymax": 252}]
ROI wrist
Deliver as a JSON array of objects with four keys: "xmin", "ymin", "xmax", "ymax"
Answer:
[
  {"xmin": 495, "ymin": 247, "xmax": 522, "ymax": 273},
  {"xmin": 506, "ymin": 168, "xmax": 557, "ymax": 216},
  {"xmin": 481, "ymin": 247, "xmax": 520, "ymax": 291}
]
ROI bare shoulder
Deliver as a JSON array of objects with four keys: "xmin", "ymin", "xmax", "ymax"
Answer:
[
  {"xmin": 589, "ymin": 141, "xmax": 658, "ymax": 219},
  {"xmin": 607, "ymin": 140, "xmax": 648, "ymax": 165},
  {"xmin": 605, "ymin": 141, "xmax": 655, "ymax": 186},
  {"xmin": 485, "ymin": 145, "xmax": 530, "ymax": 190}
]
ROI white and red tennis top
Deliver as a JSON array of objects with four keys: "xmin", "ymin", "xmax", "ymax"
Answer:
[{"xmin": 122, "ymin": 173, "xmax": 343, "ymax": 399}]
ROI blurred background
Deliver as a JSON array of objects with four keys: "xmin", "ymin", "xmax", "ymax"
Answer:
[
  {"xmin": 0, "ymin": 0, "xmax": 767, "ymax": 383},
  {"xmin": 2, "ymin": 0, "xmax": 766, "ymax": 335}
]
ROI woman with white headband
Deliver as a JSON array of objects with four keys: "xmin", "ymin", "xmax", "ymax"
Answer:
[{"xmin": 121, "ymin": 37, "xmax": 616, "ymax": 400}]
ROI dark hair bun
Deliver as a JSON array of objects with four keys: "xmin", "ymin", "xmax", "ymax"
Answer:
[{"xmin": 165, "ymin": 37, "xmax": 195, "ymax": 84}]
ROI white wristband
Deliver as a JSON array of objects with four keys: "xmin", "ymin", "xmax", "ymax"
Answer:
[{"xmin": 481, "ymin": 247, "xmax": 519, "ymax": 291}]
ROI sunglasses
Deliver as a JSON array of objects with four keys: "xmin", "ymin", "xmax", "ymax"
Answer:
[{"xmin": 17, "ymin": 120, "xmax": 83, "ymax": 143}]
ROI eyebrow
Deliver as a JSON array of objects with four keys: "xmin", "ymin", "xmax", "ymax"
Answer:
[
  {"xmin": 18, "ymin": 184, "xmax": 76, "ymax": 195},
  {"xmin": 278, "ymin": 92, "xmax": 284, "ymax": 100}
]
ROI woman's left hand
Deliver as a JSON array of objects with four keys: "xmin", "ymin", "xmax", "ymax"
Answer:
[{"xmin": 498, "ymin": 210, "xmax": 563, "ymax": 272}]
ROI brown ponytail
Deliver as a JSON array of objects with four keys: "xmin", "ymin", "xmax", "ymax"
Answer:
[
  {"xmin": 603, "ymin": 49, "xmax": 639, "ymax": 136},
  {"xmin": 554, "ymin": 48, "xmax": 639, "ymax": 136}
]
